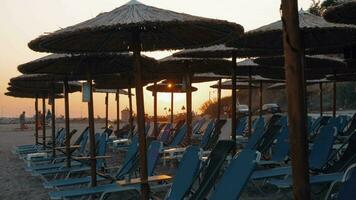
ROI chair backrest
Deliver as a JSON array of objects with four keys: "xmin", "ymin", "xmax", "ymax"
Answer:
[
  {"xmin": 96, "ymin": 132, "xmax": 109, "ymax": 168},
  {"xmin": 309, "ymin": 125, "xmax": 337, "ymax": 171},
  {"xmin": 56, "ymin": 128, "xmax": 66, "ymax": 146},
  {"xmin": 203, "ymin": 119, "xmax": 227, "ymax": 150},
  {"xmin": 311, "ymin": 116, "xmax": 331, "ymax": 137},
  {"xmin": 188, "ymin": 140, "xmax": 235, "ymax": 199},
  {"xmin": 159, "ymin": 123, "xmax": 173, "ymax": 144},
  {"xmin": 255, "ymin": 124, "xmax": 282, "ymax": 153},
  {"xmin": 210, "ymin": 150, "xmax": 260, "ymax": 200},
  {"xmin": 252, "ymin": 116, "xmax": 265, "ymax": 131},
  {"xmin": 236, "ymin": 116, "xmax": 247, "ymax": 136},
  {"xmin": 169, "ymin": 124, "xmax": 187, "ymax": 147},
  {"xmin": 338, "ymin": 164, "xmax": 356, "ymax": 200},
  {"xmin": 199, "ymin": 120, "xmax": 215, "ymax": 148},
  {"xmin": 54, "ymin": 128, "xmax": 65, "ymax": 141},
  {"xmin": 342, "ymin": 113, "xmax": 356, "ymax": 136},
  {"xmin": 193, "ymin": 118, "xmax": 206, "ymax": 135},
  {"xmin": 307, "ymin": 116, "xmax": 313, "ymax": 135},
  {"xmin": 271, "ymin": 126, "xmax": 289, "ymax": 162},
  {"xmin": 146, "ymin": 140, "xmax": 162, "ymax": 176},
  {"xmin": 77, "ymin": 127, "xmax": 89, "ymax": 154},
  {"xmin": 114, "ymin": 136, "xmax": 139, "ymax": 179},
  {"xmin": 265, "ymin": 114, "xmax": 282, "ymax": 131},
  {"xmin": 165, "ymin": 146, "xmax": 201, "ymax": 200},
  {"xmin": 325, "ymin": 132, "xmax": 356, "ymax": 173}
]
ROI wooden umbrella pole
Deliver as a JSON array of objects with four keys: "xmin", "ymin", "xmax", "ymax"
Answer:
[
  {"xmin": 128, "ymin": 87, "xmax": 133, "ymax": 137},
  {"xmin": 63, "ymin": 78, "xmax": 71, "ymax": 168},
  {"xmin": 42, "ymin": 96, "xmax": 46, "ymax": 150},
  {"xmin": 231, "ymin": 53, "xmax": 237, "ymax": 145},
  {"xmin": 51, "ymin": 84, "xmax": 56, "ymax": 158},
  {"xmin": 35, "ymin": 97, "xmax": 39, "ymax": 145},
  {"xmin": 132, "ymin": 31, "xmax": 149, "ymax": 200},
  {"xmin": 153, "ymin": 82, "xmax": 158, "ymax": 138},
  {"xmin": 333, "ymin": 73, "xmax": 337, "ymax": 118},
  {"xmin": 116, "ymin": 91, "xmax": 120, "ymax": 135},
  {"xmin": 87, "ymin": 76, "xmax": 97, "ymax": 187},
  {"xmin": 259, "ymin": 81, "xmax": 263, "ymax": 116},
  {"xmin": 105, "ymin": 92, "xmax": 109, "ymax": 128},
  {"xmin": 186, "ymin": 73, "xmax": 193, "ymax": 144},
  {"xmin": 217, "ymin": 78, "xmax": 222, "ymax": 121},
  {"xmin": 248, "ymin": 67, "xmax": 252, "ymax": 137},
  {"xmin": 171, "ymin": 91, "xmax": 174, "ymax": 124},
  {"xmin": 281, "ymin": 0, "xmax": 311, "ymax": 199},
  {"xmin": 319, "ymin": 82, "xmax": 323, "ymax": 117}
]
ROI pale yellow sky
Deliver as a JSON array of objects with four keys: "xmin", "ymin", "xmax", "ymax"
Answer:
[{"xmin": 0, "ymin": 0, "xmax": 312, "ymax": 119}]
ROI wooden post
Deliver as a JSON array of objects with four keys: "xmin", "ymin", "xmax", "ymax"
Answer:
[
  {"xmin": 153, "ymin": 82, "xmax": 158, "ymax": 138},
  {"xmin": 319, "ymin": 82, "xmax": 323, "ymax": 117},
  {"xmin": 186, "ymin": 73, "xmax": 193, "ymax": 144},
  {"xmin": 170, "ymin": 91, "xmax": 174, "ymax": 124},
  {"xmin": 217, "ymin": 78, "xmax": 222, "ymax": 120},
  {"xmin": 87, "ymin": 77, "xmax": 97, "ymax": 187},
  {"xmin": 333, "ymin": 74, "xmax": 337, "ymax": 118},
  {"xmin": 259, "ymin": 81, "xmax": 263, "ymax": 116},
  {"xmin": 42, "ymin": 97, "xmax": 46, "ymax": 150},
  {"xmin": 51, "ymin": 85, "xmax": 56, "ymax": 158},
  {"xmin": 132, "ymin": 31, "xmax": 149, "ymax": 200},
  {"xmin": 281, "ymin": 1, "xmax": 311, "ymax": 199},
  {"xmin": 105, "ymin": 92, "xmax": 109, "ymax": 128},
  {"xmin": 63, "ymin": 78, "xmax": 71, "ymax": 168},
  {"xmin": 35, "ymin": 97, "xmax": 39, "ymax": 145},
  {"xmin": 248, "ymin": 67, "xmax": 252, "ymax": 137},
  {"xmin": 128, "ymin": 87, "xmax": 133, "ymax": 137},
  {"xmin": 116, "ymin": 91, "xmax": 120, "ymax": 134},
  {"xmin": 231, "ymin": 53, "xmax": 237, "ymax": 144}
]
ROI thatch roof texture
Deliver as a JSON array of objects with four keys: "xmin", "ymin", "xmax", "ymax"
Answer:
[
  {"xmin": 324, "ymin": 1, "xmax": 356, "ymax": 25},
  {"xmin": 5, "ymin": 91, "xmax": 63, "ymax": 99},
  {"xmin": 227, "ymin": 10, "xmax": 356, "ymax": 55},
  {"xmin": 327, "ymin": 73, "xmax": 356, "ymax": 81},
  {"xmin": 210, "ymin": 80, "xmax": 259, "ymax": 90},
  {"xmin": 146, "ymin": 83, "xmax": 198, "ymax": 93},
  {"xmin": 29, "ymin": 0, "xmax": 243, "ymax": 53},
  {"xmin": 94, "ymin": 73, "xmax": 161, "ymax": 89},
  {"xmin": 93, "ymin": 88, "xmax": 129, "ymax": 95},
  {"xmin": 18, "ymin": 53, "xmax": 157, "ymax": 78},
  {"xmin": 173, "ymin": 44, "xmax": 282, "ymax": 58},
  {"xmin": 155, "ymin": 56, "xmax": 232, "ymax": 75},
  {"xmin": 268, "ymin": 79, "xmax": 330, "ymax": 90}
]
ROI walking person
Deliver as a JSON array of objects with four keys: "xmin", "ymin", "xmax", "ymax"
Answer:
[{"xmin": 19, "ymin": 111, "xmax": 28, "ymax": 130}]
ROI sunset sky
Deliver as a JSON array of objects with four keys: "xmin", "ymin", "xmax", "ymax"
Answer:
[{"xmin": 0, "ymin": 0, "xmax": 312, "ymax": 119}]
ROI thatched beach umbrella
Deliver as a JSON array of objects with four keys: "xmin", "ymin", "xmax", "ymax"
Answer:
[
  {"xmin": 27, "ymin": 1, "xmax": 243, "ymax": 195},
  {"xmin": 93, "ymin": 88, "xmax": 129, "ymax": 129},
  {"xmin": 18, "ymin": 53, "xmax": 156, "ymax": 188},
  {"xmin": 147, "ymin": 82, "xmax": 197, "ymax": 127},
  {"xmin": 155, "ymin": 56, "xmax": 233, "ymax": 145},
  {"xmin": 227, "ymin": 10, "xmax": 356, "ymax": 56},
  {"xmin": 10, "ymin": 75, "xmax": 80, "ymax": 159},
  {"xmin": 324, "ymin": 0, "xmax": 356, "ymax": 25},
  {"xmin": 6, "ymin": 85, "xmax": 64, "ymax": 151},
  {"xmin": 210, "ymin": 80, "xmax": 259, "ymax": 136},
  {"xmin": 268, "ymin": 79, "xmax": 331, "ymax": 116}
]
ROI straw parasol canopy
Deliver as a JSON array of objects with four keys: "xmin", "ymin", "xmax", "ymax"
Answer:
[
  {"xmin": 210, "ymin": 80, "xmax": 259, "ymax": 90},
  {"xmin": 10, "ymin": 75, "xmax": 81, "ymax": 93},
  {"xmin": 28, "ymin": 0, "xmax": 244, "ymax": 53},
  {"xmin": 173, "ymin": 44, "xmax": 282, "ymax": 58},
  {"xmin": 324, "ymin": 0, "xmax": 356, "ymax": 25},
  {"xmin": 253, "ymin": 55, "xmax": 347, "ymax": 70},
  {"xmin": 4, "ymin": 91, "xmax": 63, "ymax": 99},
  {"xmin": 94, "ymin": 72, "xmax": 161, "ymax": 89},
  {"xmin": 155, "ymin": 56, "xmax": 232, "ymax": 74},
  {"xmin": 93, "ymin": 88, "xmax": 129, "ymax": 95},
  {"xmin": 146, "ymin": 82, "xmax": 197, "ymax": 93},
  {"xmin": 327, "ymin": 73, "xmax": 356, "ymax": 82},
  {"xmin": 227, "ymin": 10, "xmax": 356, "ymax": 56},
  {"xmin": 268, "ymin": 79, "xmax": 330, "ymax": 90},
  {"xmin": 164, "ymin": 73, "xmax": 229, "ymax": 84},
  {"xmin": 18, "ymin": 53, "xmax": 157, "ymax": 78}
]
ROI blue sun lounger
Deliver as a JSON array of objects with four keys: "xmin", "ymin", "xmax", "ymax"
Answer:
[
  {"xmin": 208, "ymin": 150, "xmax": 261, "ymax": 200},
  {"xmin": 251, "ymin": 124, "xmax": 337, "ymax": 180},
  {"xmin": 43, "ymin": 136, "xmax": 139, "ymax": 189},
  {"xmin": 236, "ymin": 116, "xmax": 247, "ymax": 136},
  {"xmin": 32, "ymin": 132, "xmax": 107, "ymax": 177},
  {"xmin": 48, "ymin": 140, "xmax": 162, "ymax": 200}
]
